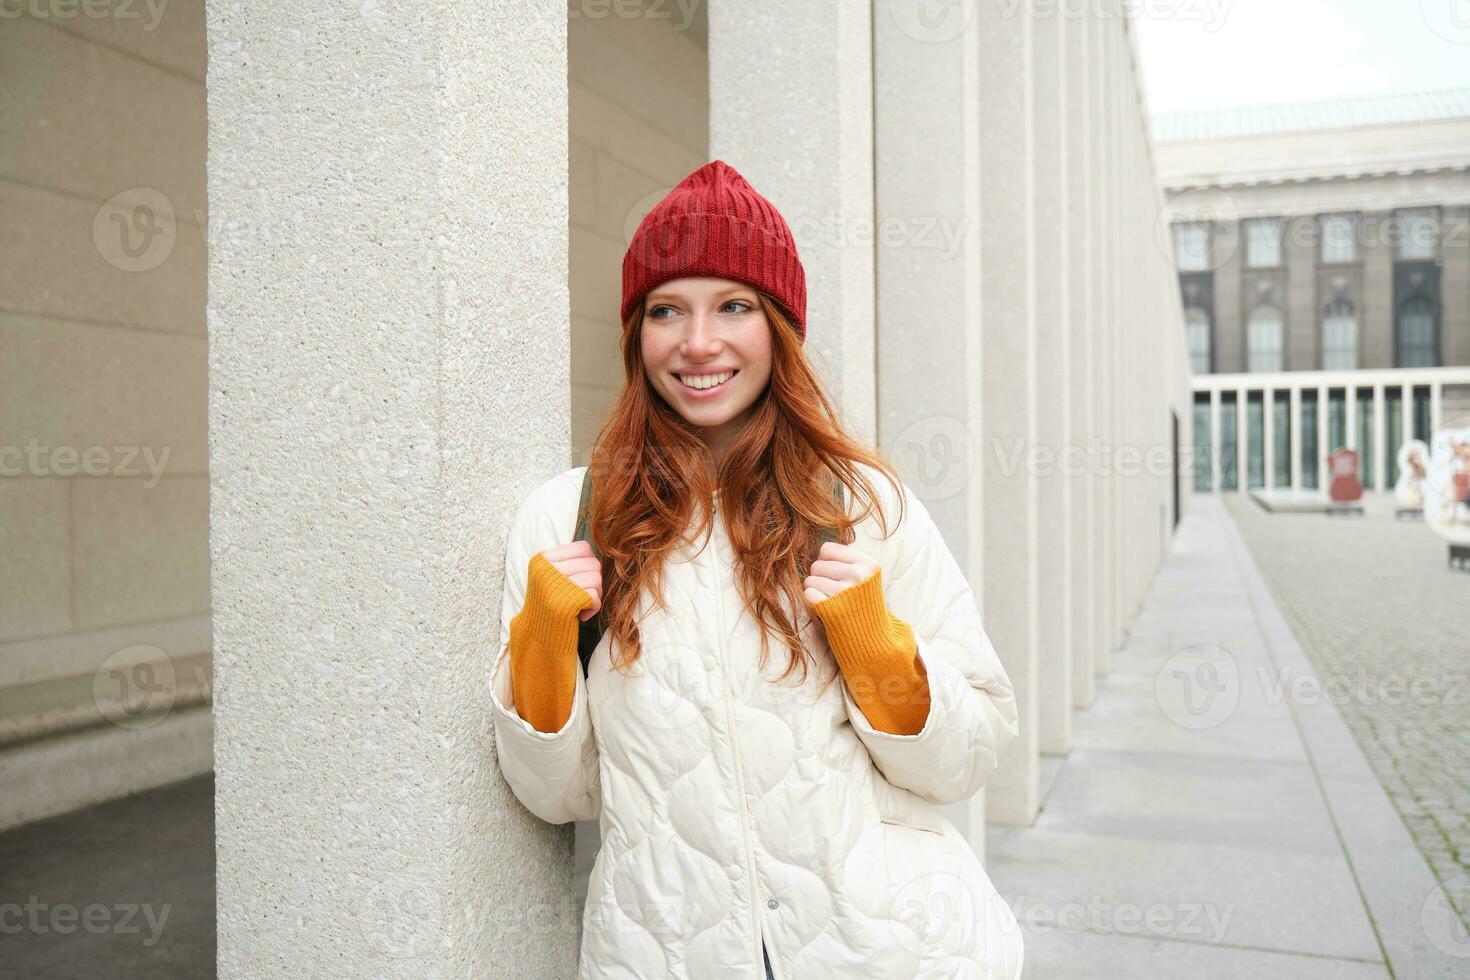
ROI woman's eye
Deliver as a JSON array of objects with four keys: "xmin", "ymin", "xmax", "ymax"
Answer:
[{"xmin": 723, "ymin": 300, "xmax": 752, "ymax": 314}]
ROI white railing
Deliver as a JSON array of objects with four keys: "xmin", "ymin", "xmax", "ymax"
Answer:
[{"xmin": 1191, "ymin": 367, "xmax": 1470, "ymax": 492}]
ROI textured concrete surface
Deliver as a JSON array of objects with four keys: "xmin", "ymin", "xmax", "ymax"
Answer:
[
  {"xmin": 206, "ymin": 2, "xmax": 579, "ymax": 977},
  {"xmin": 987, "ymin": 495, "xmax": 1468, "ymax": 977},
  {"xmin": 709, "ymin": 0, "xmax": 878, "ymax": 444},
  {"xmin": 1223, "ymin": 490, "xmax": 1470, "ymax": 932},
  {"xmin": 0, "ymin": 775, "xmax": 214, "ymax": 980}
]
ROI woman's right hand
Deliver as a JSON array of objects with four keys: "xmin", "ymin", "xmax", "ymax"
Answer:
[{"xmin": 538, "ymin": 541, "xmax": 602, "ymax": 621}]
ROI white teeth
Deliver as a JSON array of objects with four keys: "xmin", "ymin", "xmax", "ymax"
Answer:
[{"xmin": 678, "ymin": 370, "xmax": 734, "ymax": 390}]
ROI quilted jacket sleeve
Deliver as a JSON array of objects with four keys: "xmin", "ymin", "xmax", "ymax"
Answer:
[
  {"xmin": 487, "ymin": 468, "xmax": 602, "ymax": 825},
  {"xmin": 839, "ymin": 478, "xmax": 1020, "ymax": 806}
]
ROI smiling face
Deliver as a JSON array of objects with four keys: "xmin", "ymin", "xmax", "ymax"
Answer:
[{"xmin": 639, "ymin": 277, "xmax": 774, "ymax": 456}]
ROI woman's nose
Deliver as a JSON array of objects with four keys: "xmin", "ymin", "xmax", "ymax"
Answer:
[{"xmin": 682, "ymin": 311, "xmax": 721, "ymax": 355}]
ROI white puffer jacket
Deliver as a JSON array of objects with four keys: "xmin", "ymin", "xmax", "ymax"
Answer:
[{"xmin": 488, "ymin": 464, "xmax": 1023, "ymax": 979}]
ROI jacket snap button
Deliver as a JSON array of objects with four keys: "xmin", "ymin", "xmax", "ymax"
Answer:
[{"xmin": 766, "ymin": 899, "xmax": 779, "ymax": 910}]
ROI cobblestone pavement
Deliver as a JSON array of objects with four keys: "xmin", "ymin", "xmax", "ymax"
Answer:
[{"xmin": 1222, "ymin": 490, "xmax": 1470, "ymax": 929}]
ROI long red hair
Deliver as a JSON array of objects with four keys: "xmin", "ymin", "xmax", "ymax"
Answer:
[{"xmin": 584, "ymin": 293, "xmax": 907, "ymax": 689}]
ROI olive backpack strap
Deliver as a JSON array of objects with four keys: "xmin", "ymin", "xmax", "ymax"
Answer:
[
  {"xmin": 577, "ymin": 471, "xmax": 844, "ymax": 675},
  {"xmin": 574, "ymin": 468, "xmax": 605, "ymax": 678},
  {"xmin": 816, "ymin": 472, "xmax": 846, "ymax": 548}
]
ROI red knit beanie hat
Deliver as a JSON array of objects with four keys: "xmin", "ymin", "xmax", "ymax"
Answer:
[{"xmin": 621, "ymin": 160, "xmax": 807, "ymax": 340}]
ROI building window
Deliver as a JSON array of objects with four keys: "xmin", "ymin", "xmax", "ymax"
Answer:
[
  {"xmin": 1396, "ymin": 208, "xmax": 1439, "ymax": 261},
  {"xmin": 1248, "ymin": 305, "xmax": 1283, "ymax": 372},
  {"xmin": 1245, "ymin": 217, "xmax": 1284, "ymax": 268},
  {"xmin": 1320, "ymin": 215, "xmax": 1357, "ymax": 264},
  {"xmin": 1322, "ymin": 299, "xmax": 1357, "ymax": 370},
  {"xmin": 1397, "ymin": 296, "xmax": 1438, "ymax": 367},
  {"xmin": 1185, "ymin": 307, "xmax": 1211, "ymax": 374},
  {"xmin": 1173, "ymin": 222, "xmax": 1211, "ymax": 272}
]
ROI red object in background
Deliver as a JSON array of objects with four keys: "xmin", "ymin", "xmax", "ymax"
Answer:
[
  {"xmin": 1328, "ymin": 447, "xmax": 1363, "ymax": 503},
  {"xmin": 1455, "ymin": 470, "xmax": 1469, "ymax": 503}
]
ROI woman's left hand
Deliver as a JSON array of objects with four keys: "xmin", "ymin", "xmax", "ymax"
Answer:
[{"xmin": 803, "ymin": 541, "xmax": 879, "ymax": 605}]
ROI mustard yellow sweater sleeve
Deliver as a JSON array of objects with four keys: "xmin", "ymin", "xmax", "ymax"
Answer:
[
  {"xmin": 812, "ymin": 568, "xmax": 932, "ymax": 736},
  {"xmin": 508, "ymin": 551, "xmax": 597, "ymax": 733}
]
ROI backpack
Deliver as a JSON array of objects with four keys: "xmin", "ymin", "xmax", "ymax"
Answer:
[{"xmin": 573, "ymin": 470, "xmax": 848, "ymax": 677}]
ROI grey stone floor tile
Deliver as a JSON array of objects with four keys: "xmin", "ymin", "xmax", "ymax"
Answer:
[
  {"xmin": 1072, "ymin": 667, "xmax": 1308, "ymax": 764},
  {"xmin": 1039, "ymin": 753, "xmax": 1067, "ymax": 804},
  {"xmin": 988, "ymin": 826, "xmax": 1384, "ymax": 963},
  {"xmin": 1035, "ymin": 749, "xmax": 1341, "ymax": 856},
  {"xmin": 1322, "ymin": 775, "xmax": 1420, "ymax": 850},
  {"xmin": 1340, "ymin": 843, "xmax": 1470, "ymax": 980},
  {"xmin": 1014, "ymin": 928, "xmax": 1389, "ymax": 979}
]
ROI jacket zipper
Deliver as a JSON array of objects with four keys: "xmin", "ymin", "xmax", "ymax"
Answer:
[{"xmin": 707, "ymin": 498, "xmax": 772, "ymax": 978}]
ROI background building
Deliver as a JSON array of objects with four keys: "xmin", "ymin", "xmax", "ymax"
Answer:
[{"xmin": 1156, "ymin": 89, "xmax": 1470, "ymax": 493}]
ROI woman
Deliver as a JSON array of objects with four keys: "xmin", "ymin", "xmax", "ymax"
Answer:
[{"xmin": 488, "ymin": 160, "xmax": 1023, "ymax": 979}]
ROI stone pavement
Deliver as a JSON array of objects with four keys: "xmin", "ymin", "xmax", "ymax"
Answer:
[
  {"xmin": 1222, "ymin": 490, "xmax": 1470, "ymax": 934},
  {"xmin": 986, "ymin": 494, "xmax": 1470, "ymax": 978},
  {"xmin": 0, "ymin": 774, "xmax": 214, "ymax": 980}
]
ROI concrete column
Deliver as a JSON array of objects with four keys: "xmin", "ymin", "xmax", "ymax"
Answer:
[
  {"xmin": 1318, "ymin": 383, "xmax": 1329, "ymax": 487},
  {"xmin": 1105, "ymin": 11, "xmax": 1117, "ymax": 664},
  {"xmin": 1087, "ymin": 6, "xmax": 1108, "ymax": 700},
  {"xmin": 1373, "ymin": 383, "xmax": 1387, "ymax": 490},
  {"xmin": 1290, "ymin": 387, "xmax": 1302, "ymax": 489},
  {"xmin": 1346, "ymin": 385, "xmax": 1358, "ymax": 458},
  {"xmin": 1090, "ymin": 8, "xmax": 1114, "ymax": 674},
  {"xmin": 977, "ymin": 0, "xmax": 1038, "ymax": 827},
  {"xmin": 1031, "ymin": 2, "xmax": 1072, "ymax": 757},
  {"xmin": 1285, "ymin": 216, "xmax": 1317, "ymax": 369},
  {"xmin": 1264, "ymin": 385, "xmax": 1275, "ymax": 490},
  {"xmin": 709, "ymin": 0, "xmax": 876, "ymax": 442},
  {"xmin": 1065, "ymin": 4, "xmax": 1096, "ymax": 711},
  {"xmin": 1237, "ymin": 387, "xmax": 1248, "ymax": 490},
  {"xmin": 1402, "ymin": 382, "xmax": 1414, "ymax": 448},
  {"xmin": 207, "ymin": 2, "xmax": 575, "ymax": 975},
  {"xmin": 1211, "ymin": 388, "xmax": 1222, "ymax": 491},
  {"xmin": 1432, "ymin": 381, "xmax": 1443, "ymax": 432},
  {"xmin": 1214, "ymin": 223, "xmax": 1244, "ymax": 373},
  {"xmin": 871, "ymin": 0, "xmax": 988, "ymax": 853},
  {"xmin": 1362, "ymin": 211, "xmax": 1395, "ymax": 369},
  {"xmin": 1443, "ymin": 206, "xmax": 1470, "ymax": 365}
]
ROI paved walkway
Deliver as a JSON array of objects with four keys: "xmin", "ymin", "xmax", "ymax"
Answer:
[
  {"xmin": 1223, "ymin": 490, "xmax": 1470, "ymax": 929},
  {"xmin": 987, "ymin": 494, "xmax": 1470, "ymax": 979}
]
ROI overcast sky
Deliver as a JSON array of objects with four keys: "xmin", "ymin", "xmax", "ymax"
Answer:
[{"xmin": 1135, "ymin": 0, "xmax": 1470, "ymax": 117}]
